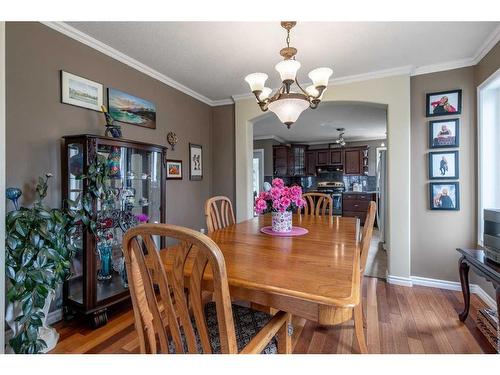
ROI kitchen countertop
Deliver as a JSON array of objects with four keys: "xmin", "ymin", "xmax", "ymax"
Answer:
[{"xmin": 343, "ymin": 190, "xmax": 379, "ymax": 194}]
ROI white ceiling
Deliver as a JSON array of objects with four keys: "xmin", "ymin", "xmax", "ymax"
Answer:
[
  {"xmin": 65, "ymin": 22, "xmax": 500, "ymax": 103},
  {"xmin": 253, "ymin": 101, "xmax": 387, "ymax": 143}
]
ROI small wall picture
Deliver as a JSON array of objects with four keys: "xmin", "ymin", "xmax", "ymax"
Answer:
[
  {"xmin": 189, "ymin": 143, "xmax": 203, "ymax": 181},
  {"xmin": 61, "ymin": 71, "xmax": 103, "ymax": 111},
  {"xmin": 166, "ymin": 159, "xmax": 183, "ymax": 180},
  {"xmin": 429, "ymin": 118, "xmax": 459, "ymax": 148},
  {"xmin": 430, "ymin": 182, "xmax": 460, "ymax": 210},
  {"xmin": 429, "ymin": 151, "xmax": 459, "ymax": 180},
  {"xmin": 426, "ymin": 89, "xmax": 462, "ymax": 117},
  {"xmin": 108, "ymin": 88, "xmax": 156, "ymax": 129}
]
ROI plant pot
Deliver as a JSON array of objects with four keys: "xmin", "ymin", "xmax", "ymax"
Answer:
[
  {"xmin": 272, "ymin": 211, "xmax": 292, "ymax": 233},
  {"xmin": 5, "ymin": 289, "xmax": 59, "ymax": 353}
]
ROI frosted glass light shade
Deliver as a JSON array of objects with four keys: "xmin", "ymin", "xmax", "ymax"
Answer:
[
  {"xmin": 306, "ymin": 85, "xmax": 326, "ymax": 100},
  {"xmin": 275, "ymin": 59, "xmax": 301, "ymax": 82},
  {"xmin": 268, "ymin": 95, "xmax": 309, "ymax": 126},
  {"xmin": 245, "ymin": 73, "xmax": 268, "ymax": 92},
  {"xmin": 308, "ymin": 67, "xmax": 333, "ymax": 87},
  {"xmin": 258, "ymin": 87, "xmax": 272, "ymax": 101}
]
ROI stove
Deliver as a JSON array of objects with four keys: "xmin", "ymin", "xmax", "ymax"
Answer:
[{"xmin": 314, "ymin": 181, "xmax": 344, "ymax": 215}]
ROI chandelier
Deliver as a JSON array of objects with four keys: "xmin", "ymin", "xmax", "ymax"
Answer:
[
  {"xmin": 335, "ymin": 128, "xmax": 346, "ymax": 147},
  {"xmin": 244, "ymin": 21, "xmax": 333, "ymax": 129}
]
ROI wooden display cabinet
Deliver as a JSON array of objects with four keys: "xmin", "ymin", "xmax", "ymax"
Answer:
[{"xmin": 61, "ymin": 134, "xmax": 167, "ymax": 327}]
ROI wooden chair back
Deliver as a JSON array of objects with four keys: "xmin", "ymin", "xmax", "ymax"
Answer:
[
  {"xmin": 299, "ymin": 192, "xmax": 333, "ymax": 216},
  {"xmin": 205, "ymin": 196, "xmax": 236, "ymax": 232},
  {"xmin": 122, "ymin": 224, "xmax": 238, "ymax": 354},
  {"xmin": 359, "ymin": 201, "xmax": 377, "ymax": 273}
]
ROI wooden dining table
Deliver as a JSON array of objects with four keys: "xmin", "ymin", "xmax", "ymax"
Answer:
[{"xmin": 160, "ymin": 214, "xmax": 361, "ymax": 326}]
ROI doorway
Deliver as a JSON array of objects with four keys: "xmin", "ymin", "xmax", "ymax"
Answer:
[{"xmin": 252, "ymin": 149, "xmax": 264, "ymax": 200}]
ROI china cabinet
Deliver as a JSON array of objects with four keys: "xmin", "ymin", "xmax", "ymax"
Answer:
[{"xmin": 61, "ymin": 134, "xmax": 167, "ymax": 327}]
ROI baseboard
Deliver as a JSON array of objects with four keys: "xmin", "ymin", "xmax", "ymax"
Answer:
[{"xmin": 386, "ymin": 274, "xmax": 497, "ymax": 309}]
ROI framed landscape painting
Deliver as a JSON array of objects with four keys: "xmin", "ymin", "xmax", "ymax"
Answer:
[
  {"xmin": 430, "ymin": 182, "xmax": 460, "ymax": 211},
  {"xmin": 61, "ymin": 71, "xmax": 103, "ymax": 111},
  {"xmin": 429, "ymin": 118, "xmax": 459, "ymax": 148},
  {"xmin": 108, "ymin": 88, "xmax": 156, "ymax": 129},
  {"xmin": 189, "ymin": 143, "xmax": 203, "ymax": 181},
  {"xmin": 426, "ymin": 89, "xmax": 462, "ymax": 117},
  {"xmin": 428, "ymin": 151, "xmax": 459, "ymax": 180},
  {"xmin": 166, "ymin": 159, "xmax": 183, "ymax": 180}
]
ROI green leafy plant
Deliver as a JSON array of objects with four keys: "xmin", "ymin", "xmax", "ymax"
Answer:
[{"xmin": 5, "ymin": 174, "xmax": 77, "ymax": 353}]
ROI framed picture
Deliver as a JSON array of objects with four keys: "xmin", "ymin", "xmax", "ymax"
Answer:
[
  {"xmin": 61, "ymin": 71, "xmax": 103, "ymax": 111},
  {"xmin": 430, "ymin": 182, "xmax": 460, "ymax": 210},
  {"xmin": 108, "ymin": 88, "xmax": 156, "ymax": 129},
  {"xmin": 428, "ymin": 151, "xmax": 459, "ymax": 180},
  {"xmin": 166, "ymin": 159, "xmax": 183, "ymax": 180},
  {"xmin": 189, "ymin": 143, "xmax": 203, "ymax": 181},
  {"xmin": 426, "ymin": 89, "xmax": 462, "ymax": 117},
  {"xmin": 429, "ymin": 118, "xmax": 459, "ymax": 148}
]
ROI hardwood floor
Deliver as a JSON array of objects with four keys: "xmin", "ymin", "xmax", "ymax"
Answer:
[{"xmin": 50, "ymin": 278, "xmax": 496, "ymax": 354}]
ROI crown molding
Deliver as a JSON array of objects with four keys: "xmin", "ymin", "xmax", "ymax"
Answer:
[
  {"xmin": 253, "ymin": 135, "xmax": 286, "ymax": 143},
  {"xmin": 472, "ymin": 24, "xmax": 500, "ymax": 65},
  {"xmin": 41, "ymin": 21, "xmax": 222, "ymax": 107},
  {"xmin": 411, "ymin": 57, "xmax": 475, "ymax": 76}
]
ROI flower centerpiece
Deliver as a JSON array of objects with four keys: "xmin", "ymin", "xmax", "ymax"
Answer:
[{"xmin": 254, "ymin": 178, "xmax": 305, "ymax": 232}]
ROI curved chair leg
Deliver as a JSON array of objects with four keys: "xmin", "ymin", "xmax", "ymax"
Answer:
[{"xmin": 353, "ymin": 304, "xmax": 368, "ymax": 354}]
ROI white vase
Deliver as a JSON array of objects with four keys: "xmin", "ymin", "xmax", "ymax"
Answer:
[
  {"xmin": 5, "ymin": 289, "xmax": 59, "ymax": 353},
  {"xmin": 272, "ymin": 211, "xmax": 292, "ymax": 232}
]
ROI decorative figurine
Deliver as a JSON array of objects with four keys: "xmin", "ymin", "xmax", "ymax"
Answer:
[
  {"xmin": 101, "ymin": 105, "xmax": 122, "ymax": 138},
  {"xmin": 6, "ymin": 187, "xmax": 22, "ymax": 211},
  {"xmin": 167, "ymin": 131, "xmax": 178, "ymax": 151},
  {"xmin": 107, "ymin": 146, "xmax": 121, "ymax": 178}
]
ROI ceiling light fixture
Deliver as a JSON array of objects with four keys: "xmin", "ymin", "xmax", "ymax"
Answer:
[
  {"xmin": 244, "ymin": 21, "xmax": 333, "ymax": 129},
  {"xmin": 335, "ymin": 128, "xmax": 346, "ymax": 147}
]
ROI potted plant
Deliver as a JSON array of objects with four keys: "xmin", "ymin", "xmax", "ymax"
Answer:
[
  {"xmin": 254, "ymin": 178, "xmax": 305, "ymax": 232},
  {"xmin": 5, "ymin": 173, "xmax": 77, "ymax": 353}
]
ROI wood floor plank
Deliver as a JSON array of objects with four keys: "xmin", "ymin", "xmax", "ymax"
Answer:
[{"xmin": 50, "ymin": 278, "xmax": 494, "ymax": 354}]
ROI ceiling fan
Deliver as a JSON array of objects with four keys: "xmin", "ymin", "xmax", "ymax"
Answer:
[{"xmin": 335, "ymin": 128, "xmax": 346, "ymax": 147}]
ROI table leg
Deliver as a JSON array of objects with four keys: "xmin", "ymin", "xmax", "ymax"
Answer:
[{"xmin": 458, "ymin": 256, "xmax": 470, "ymax": 322}]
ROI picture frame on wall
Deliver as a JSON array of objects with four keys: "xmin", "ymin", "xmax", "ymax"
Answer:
[
  {"xmin": 429, "ymin": 118, "xmax": 459, "ymax": 148},
  {"xmin": 426, "ymin": 89, "xmax": 462, "ymax": 117},
  {"xmin": 428, "ymin": 150, "xmax": 459, "ymax": 180},
  {"xmin": 107, "ymin": 88, "xmax": 156, "ymax": 129},
  {"xmin": 189, "ymin": 143, "xmax": 203, "ymax": 181},
  {"xmin": 429, "ymin": 182, "xmax": 460, "ymax": 211},
  {"xmin": 61, "ymin": 71, "xmax": 103, "ymax": 111},
  {"xmin": 166, "ymin": 159, "xmax": 183, "ymax": 180}
]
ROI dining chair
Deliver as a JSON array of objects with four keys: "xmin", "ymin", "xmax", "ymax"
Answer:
[
  {"xmin": 353, "ymin": 201, "xmax": 377, "ymax": 353},
  {"xmin": 299, "ymin": 192, "xmax": 333, "ymax": 216},
  {"xmin": 205, "ymin": 196, "xmax": 236, "ymax": 232},
  {"xmin": 123, "ymin": 223, "xmax": 292, "ymax": 354}
]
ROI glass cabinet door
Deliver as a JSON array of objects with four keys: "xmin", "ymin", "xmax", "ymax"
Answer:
[
  {"xmin": 66, "ymin": 143, "xmax": 85, "ymax": 305},
  {"xmin": 94, "ymin": 144, "xmax": 162, "ymax": 303}
]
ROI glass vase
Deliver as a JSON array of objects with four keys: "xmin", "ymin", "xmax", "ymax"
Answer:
[
  {"xmin": 272, "ymin": 211, "xmax": 292, "ymax": 233},
  {"xmin": 97, "ymin": 243, "xmax": 113, "ymax": 281}
]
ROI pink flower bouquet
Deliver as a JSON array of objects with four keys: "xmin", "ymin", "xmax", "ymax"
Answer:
[{"xmin": 254, "ymin": 178, "xmax": 305, "ymax": 214}]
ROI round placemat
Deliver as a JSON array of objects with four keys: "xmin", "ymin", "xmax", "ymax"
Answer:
[{"xmin": 260, "ymin": 226, "xmax": 309, "ymax": 237}]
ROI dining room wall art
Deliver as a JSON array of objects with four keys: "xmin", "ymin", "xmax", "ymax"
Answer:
[
  {"xmin": 429, "ymin": 182, "xmax": 460, "ymax": 210},
  {"xmin": 429, "ymin": 118, "xmax": 459, "ymax": 148},
  {"xmin": 61, "ymin": 70, "xmax": 103, "ymax": 111},
  {"xmin": 166, "ymin": 159, "xmax": 183, "ymax": 180},
  {"xmin": 428, "ymin": 150, "xmax": 459, "ymax": 180},
  {"xmin": 189, "ymin": 143, "xmax": 203, "ymax": 180},
  {"xmin": 107, "ymin": 88, "xmax": 156, "ymax": 129},
  {"xmin": 426, "ymin": 89, "xmax": 462, "ymax": 117}
]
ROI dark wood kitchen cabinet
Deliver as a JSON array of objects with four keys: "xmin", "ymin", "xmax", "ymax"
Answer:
[
  {"xmin": 305, "ymin": 151, "xmax": 317, "ymax": 176},
  {"xmin": 344, "ymin": 146, "xmax": 368, "ymax": 175},
  {"xmin": 273, "ymin": 144, "xmax": 307, "ymax": 176},
  {"xmin": 330, "ymin": 149, "xmax": 343, "ymax": 164},
  {"xmin": 273, "ymin": 145, "xmax": 289, "ymax": 177},
  {"xmin": 316, "ymin": 150, "xmax": 329, "ymax": 166},
  {"xmin": 343, "ymin": 192, "xmax": 377, "ymax": 225}
]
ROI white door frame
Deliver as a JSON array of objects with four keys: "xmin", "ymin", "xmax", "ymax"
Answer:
[
  {"xmin": 253, "ymin": 148, "xmax": 264, "ymax": 196},
  {"xmin": 0, "ymin": 21, "xmax": 6, "ymax": 353}
]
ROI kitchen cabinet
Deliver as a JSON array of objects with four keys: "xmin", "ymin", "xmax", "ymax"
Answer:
[
  {"xmin": 273, "ymin": 144, "xmax": 307, "ymax": 176},
  {"xmin": 273, "ymin": 145, "xmax": 289, "ymax": 177},
  {"xmin": 316, "ymin": 150, "xmax": 329, "ymax": 166},
  {"xmin": 305, "ymin": 151, "xmax": 317, "ymax": 176},
  {"xmin": 330, "ymin": 149, "xmax": 343, "ymax": 164},
  {"xmin": 344, "ymin": 147, "xmax": 369, "ymax": 175},
  {"xmin": 342, "ymin": 192, "xmax": 377, "ymax": 225}
]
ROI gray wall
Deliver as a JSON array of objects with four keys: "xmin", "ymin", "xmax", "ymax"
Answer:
[
  {"xmin": 411, "ymin": 67, "xmax": 476, "ymax": 284},
  {"xmin": 212, "ymin": 105, "xmax": 236, "ymax": 206},
  {"xmin": 6, "ymin": 22, "xmax": 213, "ymax": 231},
  {"xmin": 253, "ymin": 139, "xmax": 281, "ymax": 176}
]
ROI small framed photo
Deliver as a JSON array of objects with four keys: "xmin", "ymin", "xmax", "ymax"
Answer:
[
  {"xmin": 428, "ymin": 151, "xmax": 459, "ymax": 180},
  {"xmin": 429, "ymin": 118, "xmax": 459, "ymax": 148},
  {"xmin": 426, "ymin": 89, "xmax": 462, "ymax": 117},
  {"xmin": 166, "ymin": 159, "xmax": 183, "ymax": 180},
  {"xmin": 430, "ymin": 182, "xmax": 460, "ymax": 211},
  {"xmin": 61, "ymin": 71, "xmax": 103, "ymax": 111},
  {"xmin": 189, "ymin": 143, "xmax": 203, "ymax": 181}
]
